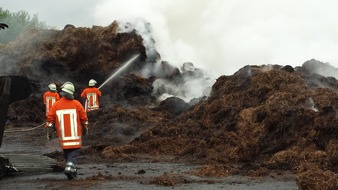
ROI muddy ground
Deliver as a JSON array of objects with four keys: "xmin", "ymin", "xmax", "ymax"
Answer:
[{"xmin": 0, "ymin": 124, "xmax": 297, "ymax": 189}]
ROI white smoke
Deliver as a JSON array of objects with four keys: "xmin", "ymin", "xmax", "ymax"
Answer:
[
  {"xmin": 0, "ymin": 56, "xmax": 18, "ymax": 75},
  {"xmin": 116, "ymin": 18, "xmax": 158, "ymax": 61},
  {"xmin": 3, "ymin": 0, "xmax": 338, "ymax": 100},
  {"xmin": 3, "ymin": 0, "xmax": 338, "ymax": 77},
  {"xmin": 307, "ymin": 97, "xmax": 318, "ymax": 112},
  {"xmin": 152, "ymin": 73, "xmax": 213, "ymax": 103},
  {"xmin": 112, "ymin": 15, "xmax": 214, "ymax": 102},
  {"xmin": 90, "ymin": 0, "xmax": 338, "ymax": 78}
]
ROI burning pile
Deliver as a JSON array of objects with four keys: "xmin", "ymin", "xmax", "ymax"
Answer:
[
  {"xmin": 99, "ymin": 64, "xmax": 338, "ymax": 189},
  {"xmin": 0, "ymin": 22, "xmax": 337, "ymax": 188}
]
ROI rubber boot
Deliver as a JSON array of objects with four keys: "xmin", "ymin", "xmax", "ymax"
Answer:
[{"xmin": 64, "ymin": 162, "xmax": 77, "ymax": 180}]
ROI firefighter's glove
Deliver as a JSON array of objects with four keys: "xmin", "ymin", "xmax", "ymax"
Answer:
[
  {"xmin": 82, "ymin": 121, "xmax": 88, "ymax": 128},
  {"xmin": 47, "ymin": 127, "xmax": 56, "ymax": 140},
  {"xmin": 47, "ymin": 128, "xmax": 53, "ymax": 140},
  {"xmin": 45, "ymin": 122, "xmax": 53, "ymax": 129},
  {"xmin": 82, "ymin": 121, "xmax": 89, "ymax": 136}
]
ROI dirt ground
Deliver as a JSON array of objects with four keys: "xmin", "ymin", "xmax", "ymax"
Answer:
[{"xmin": 0, "ymin": 124, "xmax": 298, "ymax": 190}]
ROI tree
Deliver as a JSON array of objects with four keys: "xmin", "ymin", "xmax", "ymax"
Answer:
[{"xmin": 0, "ymin": 8, "xmax": 51, "ymax": 43}]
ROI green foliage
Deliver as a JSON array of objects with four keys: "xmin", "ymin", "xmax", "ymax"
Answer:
[{"xmin": 0, "ymin": 8, "xmax": 51, "ymax": 43}]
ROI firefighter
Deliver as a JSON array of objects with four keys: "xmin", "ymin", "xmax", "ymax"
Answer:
[
  {"xmin": 46, "ymin": 81, "xmax": 88, "ymax": 180},
  {"xmin": 43, "ymin": 83, "xmax": 60, "ymax": 116},
  {"xmin": 80, "ymin": 79, "xmax": 102, "ymax": 112}
]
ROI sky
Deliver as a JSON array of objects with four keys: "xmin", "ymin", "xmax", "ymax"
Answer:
[{"xmin": 2, "ymin": 0, "xmax": 338, "ymax": 79}]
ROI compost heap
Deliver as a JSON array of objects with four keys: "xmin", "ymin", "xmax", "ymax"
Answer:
[{"xmin": 0, "ymin": 22, "xmax": 338, "ymax": 189}]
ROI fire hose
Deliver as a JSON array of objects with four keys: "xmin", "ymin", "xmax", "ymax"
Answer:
[{"xmin": 3, "ymin": 122, "xmax": 46, "ymax": 133}]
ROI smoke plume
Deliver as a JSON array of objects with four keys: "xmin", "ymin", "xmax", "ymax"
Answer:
[
  {"xmin": 3, "ymin": 0, "xmax": 338, "ymax": 100},
  {"xmin": 3, "ymin": 0, "xmax": 338, "ymax": 77}
]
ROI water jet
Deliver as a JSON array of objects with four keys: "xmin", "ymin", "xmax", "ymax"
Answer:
[{"xmin": 98, "ymin": 54, "xmax": 140, "ymax": 89}]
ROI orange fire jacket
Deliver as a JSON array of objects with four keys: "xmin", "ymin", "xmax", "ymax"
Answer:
[
  {"xmin": 80, "ymin": 87, "xmax": 102, "ymax": 112},
  {"xmin": 43, "ymin": 91, "xmax": 60, "ymax": 116},
  {"xmin": 47, "ymin": 97, "xmax": 88, "ymax": 149}
]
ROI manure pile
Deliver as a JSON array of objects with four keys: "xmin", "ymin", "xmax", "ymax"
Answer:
[{"xmin": 100, "ymin": 65, "xmax": 338, "ymax": 189}]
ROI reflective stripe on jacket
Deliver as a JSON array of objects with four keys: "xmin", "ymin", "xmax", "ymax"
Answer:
[
  {"xmin": 43, "ymin": 91, "xmax": 60, "ymax": 115},
  {"xmin": 86, "ymin": 93, "xmax": 98, "ymax": 109},
  {"xmin": 47, "ymin": 97, "xmax": 88, "ymax": 149},
  {"xmin": 81, "ymin": 87, "xmax": 102, "ymax": 111}
]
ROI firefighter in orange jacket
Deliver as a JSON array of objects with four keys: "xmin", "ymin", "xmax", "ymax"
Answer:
[
  {"xmin": 46, "ymin": 81, "xmax": 88, "ymax": 180},
  {"xmin": 81, "ymin": 79, "xmax": 102, "ymax": 112},
  {"xmin": 43, "ymin": 83, "xmax": 60, "ymax": 116}
]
